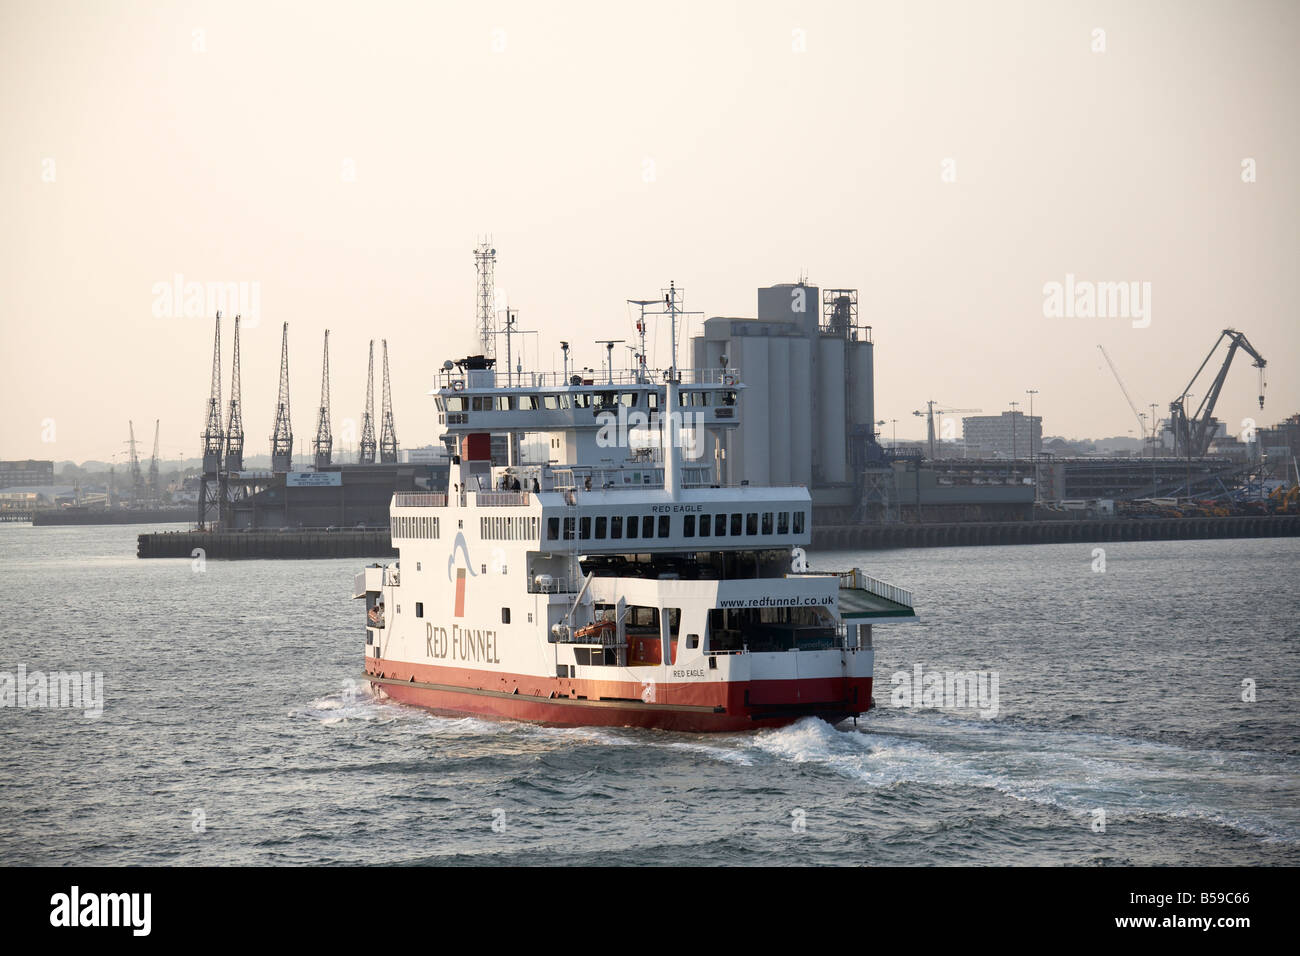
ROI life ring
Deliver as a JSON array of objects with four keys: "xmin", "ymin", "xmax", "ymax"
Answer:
[
  {"xmin": 451, "ymin": 380, "xmax": 464, "ymax": 391},
  {"xmin": 723, "ymin": 374, "xmax": 736, "ymax": 386}
]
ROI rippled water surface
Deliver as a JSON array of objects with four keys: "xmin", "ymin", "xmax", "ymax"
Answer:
[{"xmin": 1, "ymin": 524, "xmax": 1296, "ymax": 865}]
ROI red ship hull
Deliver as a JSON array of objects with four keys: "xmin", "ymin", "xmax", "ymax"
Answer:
[{"xmin": 365, "ymin": 657, "xmax": 872, "ymax": 732}]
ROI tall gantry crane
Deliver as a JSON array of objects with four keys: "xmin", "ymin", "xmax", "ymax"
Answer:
[
  {"xmin": 1169, "ymin": 328, "xmax": 1267, "ymax": 458},
  {"xmin": 313, "ymin": 330, "xmax": 333, "ymax": 469},
  {"xmin": 358, "ymin": 340, "xmax": 377, "ymax": 464},
  {"xmin": 147, "ymin": 419, "xmax": 161, "ymax": 508},
  {"xmin": 198, "ymin": 312, "xmax": 224, "ymax": 528},
  {"xmin": 379, "ymin": 339, "xmax": 399, "ymax": 463},
  {"xmin": 270, "ymin": 322, "xmax": 293, "ymax": 473},
  {"xmin": 126, "ymin": 420, "xmax": 145, "ymax": 508},
  {"xmin": 224, "ymin": 314, "xmax": 245, "ymax": 472}
]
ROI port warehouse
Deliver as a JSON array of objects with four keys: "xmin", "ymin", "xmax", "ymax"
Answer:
[{"xmin": 219, "ymin": 462, "xmax": 447, "ymax": 530}]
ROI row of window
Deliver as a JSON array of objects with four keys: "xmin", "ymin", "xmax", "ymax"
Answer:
[
  {"xmin": 438, "ymin": 389, "xmax": 738, "ymax": 414},
  {"xmin": 481, "ymin": 515, "xmax": 540, "ymax": 541},
  {"xmin": 545, "ymin": 510, "xmax": 805, "ymax": 542},
  {"xmin": 392, "ymin": 515, "xmax": 440, "ymax": 539}
]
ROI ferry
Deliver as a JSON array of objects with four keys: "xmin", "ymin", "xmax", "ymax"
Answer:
[{"xmin": 355, "ymin": 312, "xmax": 915, "ymax": 731}]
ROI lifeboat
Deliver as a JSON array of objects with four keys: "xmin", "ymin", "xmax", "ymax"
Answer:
[{"xmin": 574, "ymin": 620, "xmax": 616, "ymax": 643}]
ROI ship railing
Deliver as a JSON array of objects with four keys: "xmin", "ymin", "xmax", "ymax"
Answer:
[
  {"xmin": 475, "ymin": 491, "xmax": 532, "ymax": 507},
  {"xmin": 437, "ymin": 367, "xmax": 741, "ymax": 390},
  {"xmin": 393, "ymin": 493, "xmax": 448, "ymax": 508},
  {"xmin": 838, "ymin": 569, "xmax": 914, "ymax": 608}
]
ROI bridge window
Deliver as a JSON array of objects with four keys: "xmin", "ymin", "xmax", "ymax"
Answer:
[
  {"xmin": 579, "ymin": 516, "xmax": 591, "ymax": 539},
  {"xmin": 762, "ymin": 512, "xmax": 773, "ymax": 535},
  {"xmin": 445, "ymin": 396, "xmax": 467, "ymax": 412},
  {"xmin": 543, "ymin": 394, "xmax": 561, "ymax": 410},
  {"xmin": 626, "ymin": 516, "xmax": 639, "ymax": 539},
  {"xmin": 610, "ymin": 515, "xmax": 623, "ymax": 539},
  {"xmin": 683, "ymin": 515, "xmax": 696, "ymax": 537},
  {"xmin": 547, "ymin": 517, "xmax": 559, "ymax": 540},
  {"xmin": 714, "ymin": 514, "xmax": 726, "ymax": 536},
  {"xmin": 746, "ymin": 513, "xmax": 759, "ymax": 535},
  {"xmin": 699, "ymin": 514, "xmax": 711, "ymax": 536},
  {"xmin": 730, "ymin": 513, "xmax": 742, "ymax": 536},
  {"xmin": 657, "ymin": 515, "xmax": 670, "ymax": 537},
  {"xmin": 595, "ymin": 516, "xmax": 607, "ymax": 539},
  {"xmin": 777, "ymin": 512, "xmax": 789, "ymax": 534},
  {"xmin": 563, "ymin": 516, "xmax": 575, "ymax": 540},
  {"xmin": 793, "ymin": 511, "xmax": 806, "ymax": 534},
  {"xmin": 642, "ymin": 515, "xmax": 654, "ymax": 538}
]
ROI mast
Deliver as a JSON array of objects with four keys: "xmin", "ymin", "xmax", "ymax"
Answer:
[{"xmin": 474, "ymin": 239, "xmax": 497, "ymax": 358}]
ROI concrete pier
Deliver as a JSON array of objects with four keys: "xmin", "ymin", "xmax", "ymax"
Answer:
[{"xmin": 137, "ymin": 529, "xmax": 396, "ymax": 559}]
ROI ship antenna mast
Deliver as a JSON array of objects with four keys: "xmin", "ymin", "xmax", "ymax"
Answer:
[
  {"xmin": 627, "ymin": 299, "xmax": 657, "ymax": 383},
  {"xmin": 474, "ymin": 238, "xmax": 497, "ymax": 358}
]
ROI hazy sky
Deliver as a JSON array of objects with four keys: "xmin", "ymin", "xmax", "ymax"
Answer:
[{"xmin": 2, "ymin": 0, "xmax": 1296, "ymax": 463}]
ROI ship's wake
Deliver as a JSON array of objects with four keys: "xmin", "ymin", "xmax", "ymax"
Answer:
[{"xmin": 747, "ymin": 713, "xmax": 1300, "ymax": 843}]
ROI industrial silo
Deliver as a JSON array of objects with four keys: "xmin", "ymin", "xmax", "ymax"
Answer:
[
  {"xmin": 818, "ymin": 336, "xmax": 847, "ymax": 483},
  {"xmin": 767, "ymin": 337, "xmax": 792, "ymax": 485},
  {"xmin": 848, "ymin": 337, "xmax": 875, "ymax": 439},
  {"xmin": 738, "ymin": 337, "xmax": 770, "ymax": 485},
  {"xmin": 789, "ymin": 337, "xmax": 813, "ymax": 486}
]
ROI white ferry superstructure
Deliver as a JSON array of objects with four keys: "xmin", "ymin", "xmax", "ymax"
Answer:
[{"xmin": 356, "ymin": 350, "xmax": 915, "ymax": 732}]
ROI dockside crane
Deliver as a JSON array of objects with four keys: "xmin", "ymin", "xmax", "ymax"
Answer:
[
  {"xmin": 1098, "ymin": 345, "xmax": 1150, "ymax": 445},
  {"xmin": 912, "ymin": 401, "xmax": 983, "ymax": 459},
  {"xmin": 313, "ymin": 330, "xmax": 333, "ymax": 469},
  {"xmin": 224, "ymin": 315, "xmax": 245, "ymax": 472},
  {"xmin": 379, "ymin": 339, "xmax": 398, "ymax": 463},
  {"xmin": 147, "ymin": 419, "xmax": 161, "ymax": 508},
  {"xmin": 126, "ymin": 420, "xmax": 145, "ymax": 508},
  {"xmin": 359, "ymin": 340, "xmax": 377, "ymax": 464},
  {"xmin": 269, "ymin": 322, "xmax": 293, "ymax": 473},
  {"xmin": 1169, "ymin": 329, "xmax": 1267, "ymax": 458}
]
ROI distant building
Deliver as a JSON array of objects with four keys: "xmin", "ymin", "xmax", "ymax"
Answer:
[
  {"xmin": 961, "ymin": 412, "xmax": 1042, "ymax": 459},
  {"xmin": 1257, "ymin": 413, "xmax": 1300, "ymax": 463},
  {"xmin": 0, "ymin": 459, "xmax": 54, "ymax": 488},
  {"xmin": 401, "ymin": 445, "xmax": 450, "ymax": 466},
  {"xmin": 0, "ymin": 485, "xmax": 77, "ymax": 510}
]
